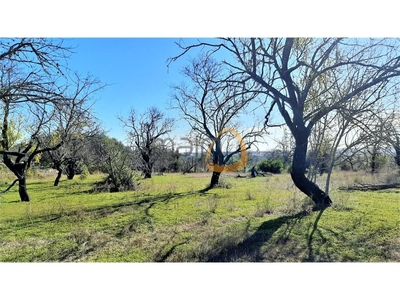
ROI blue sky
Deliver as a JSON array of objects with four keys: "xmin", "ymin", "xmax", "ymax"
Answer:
[
  {"xmin": 62, "ymin": 38, "xmax": 289, "ymax": 151},
  {"xmin": 63, "ymin": 38, "xmax": 193, "ymax": 141},
  {"xmin": 62, "ymin": 38, "xmax": 282, "ymax": 150}
]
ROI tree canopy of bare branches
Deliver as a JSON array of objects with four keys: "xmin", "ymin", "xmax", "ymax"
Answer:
[
  {"xmin": 0, "ymin": 38, "xmax": 103, "ymax": 201},
  {"xmin": 170, "ymin": 54, "xmax": 265, "ymax": 188},
  {"xmin": 120, "ymin": 107, "xmax": 174, "ymax": 179},
  {"xmin": 169, "ymin": 38, "xmax": 400, "ymax": 209}
]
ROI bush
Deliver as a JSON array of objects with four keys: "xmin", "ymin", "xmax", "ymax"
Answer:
[
  {"xmin": 107, "ymin": 166, "xmax": 137, "ymax": 192},
  {"xmin": 257, "ymin": 159, "xmax": 284, "ymax": 174},
  {"xmin": 79, "ymin": 165, "xmax": 90, "ymax": 180}
]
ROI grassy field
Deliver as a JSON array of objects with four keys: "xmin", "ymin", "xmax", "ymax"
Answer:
[{"xmin": 0, "ymin": 170, "xmax": 399, "ymax": 262}]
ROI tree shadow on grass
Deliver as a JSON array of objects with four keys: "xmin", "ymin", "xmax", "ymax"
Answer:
[
  {"xmin": 205, "ymin": 211, "xmax": 310, "ymax": 262},
  {"xmin": 82, "ymin": 190, "xmax": 202, "ymax": 219},
  {"xmin": 303, "ymin": 208, "xmax": 327, "ymax": 262}
]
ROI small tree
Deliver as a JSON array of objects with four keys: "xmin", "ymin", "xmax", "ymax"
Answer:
[
  {"xmin": 170, "ymin": 54, "xmax": 264, "ymax": 188},
  {"xmin": 120, "ymin": 107, "xmax": 174, "ymax": 179},
  {"xmin": 40, "ymin": 73, "xmax": 102, "ymax": 186}
]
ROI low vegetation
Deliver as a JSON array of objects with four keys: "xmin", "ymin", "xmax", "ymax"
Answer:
[{"xmin": 1, "ymin": 170, "xmax": 399, "ymax": 262}]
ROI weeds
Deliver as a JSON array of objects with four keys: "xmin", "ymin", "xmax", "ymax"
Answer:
[
  {"xmin": 214, "ymin": 176, "xmax": 232, "ymax": 189},
  {"xmin": 245, "ymin": 190, "xmax": 255, "ymax": 200},
  {"xmin": 331, "ymin": 192, "xmax": 356, "ymax": 211},
  {"xmin": 279, "ymin": 194, "xmax": 313, "ymax": 216},
  {"xmin": 253, "ymin": 198, "xmax": 274, "ymax": 217}
]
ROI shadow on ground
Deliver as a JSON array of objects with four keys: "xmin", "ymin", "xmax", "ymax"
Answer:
[
  {"xmin": 203, "ymin": 211, "xmax": 310, "ymax": 262},
  {"xmin": 201, "ymin": 208, "xmax": 329, "ymax": 262}
]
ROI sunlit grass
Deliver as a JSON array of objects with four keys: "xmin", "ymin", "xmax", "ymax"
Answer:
[{"xmin": 0, "ymin": 170, "xmax": 399, "ymax": 262}]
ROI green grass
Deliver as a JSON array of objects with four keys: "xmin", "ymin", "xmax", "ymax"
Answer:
[{"xmin": 0, "ymin": 171, "xmax": 399, "ymax": 262}]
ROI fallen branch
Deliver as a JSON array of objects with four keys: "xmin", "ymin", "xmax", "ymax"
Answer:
[
  {"xmin": 236, "ymin": 173, "xmax": 247, "ymax": 178},
  {"xmin": 339, "ymin": 183, "xmax": 400, "ymax": 191}
]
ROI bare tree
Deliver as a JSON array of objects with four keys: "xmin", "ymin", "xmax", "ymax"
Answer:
[
  {"xmin": 169, "ymin": 38, "xmax": 400, "ymax": 209},
  {"xmin": 0, "ymin": 38, "xmax": 102, "ymax": 201},
  {"xmin": 120, "ymin": 107, "xmax": 174, "ymax": 179},
  {"xmin": 307, "ymin": 95, "xmax": 394, "ymax": 193},
  {"xmin": 44, "ymin": 73, "xmax": 102, "ymax": 186},
  {"xmin": 170, "ymin": 54, "xmax": 264, "ymax": 188}
]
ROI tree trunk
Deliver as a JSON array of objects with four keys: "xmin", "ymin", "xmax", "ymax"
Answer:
[
  {"xmin": 66, "ymin": 161, "xmax": 75, "ymax": 180},
  {"xmin": 394, "ymin": 143, "xmax": 400, "ymax": 168},
  {"xmin": 291, "ymin": 134, "xmax": 332, "ymax": 209},
  {"xmin": 143, "ymin": 161, "xmax": 152, "ymax": 178},
  {"xmin": 371, "ymin": 150, "xmax": 378, "ymax": 174},
  {"xmin": 142, "ymin": 155, "xmax": 152, "ymax": 179},
  {"xmin": 5, "ymin": 160, "xmax": 31, "ymax": 202},
  {"xmin": 250, "ymin": 166, "xmax": 258, "ymax": 177},
  {"xmin": 325, "ymin": 164, "xmax": 333, "ymax": 195},
  {"xmin": 207, "ymin": 140, "xmax": 225, "ymax": 188},
  {"xmin": 18, "ymin": 176, "xmax": 30, "ymax": 202},
  {"xmin": 54, "ymin": 168, "xmax": 62, "ymax": 186},
  {"xmin": 209, "ymin": 171, "xmax": 221, "ymax": 188}
]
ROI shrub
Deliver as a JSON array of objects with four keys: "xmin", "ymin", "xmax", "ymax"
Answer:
[
  {"xmin": 258, "ymin": 159, "xmax": 284, "ymax": 174},
  {"xmin": 107, "ymin": 166, "xmax": 137, "ymax": 192},
  {"xmin": 79, "ymin": 165, "xmax": 90, "ymax": 180}
]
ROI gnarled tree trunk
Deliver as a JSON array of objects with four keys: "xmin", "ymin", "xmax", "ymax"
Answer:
[
  {"xmin": 54, "ymin": 169, "xmax": 63, "ymax": 186},
  {"xmin": 142, "ymin": 152, "xmax": 153, "ymax": 179},
  {"xmin": 53, "ymin": 161, "xmax": 63, "ymax": 186},
  {"xmin": 291, "ymin": 133, "xmax": 332, "ymax": 209},
  {"xmin": 18, "ymin": 176, "xmax": 30, "ymax": 202},
  {"xmin": 3, "ymin": 159, "xmax": 31, "ymax": 202}
]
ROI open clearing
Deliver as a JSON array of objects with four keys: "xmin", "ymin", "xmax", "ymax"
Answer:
[{"xmin": 1, "ymin": 171, "xmax": 399, "ymax": 262}]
